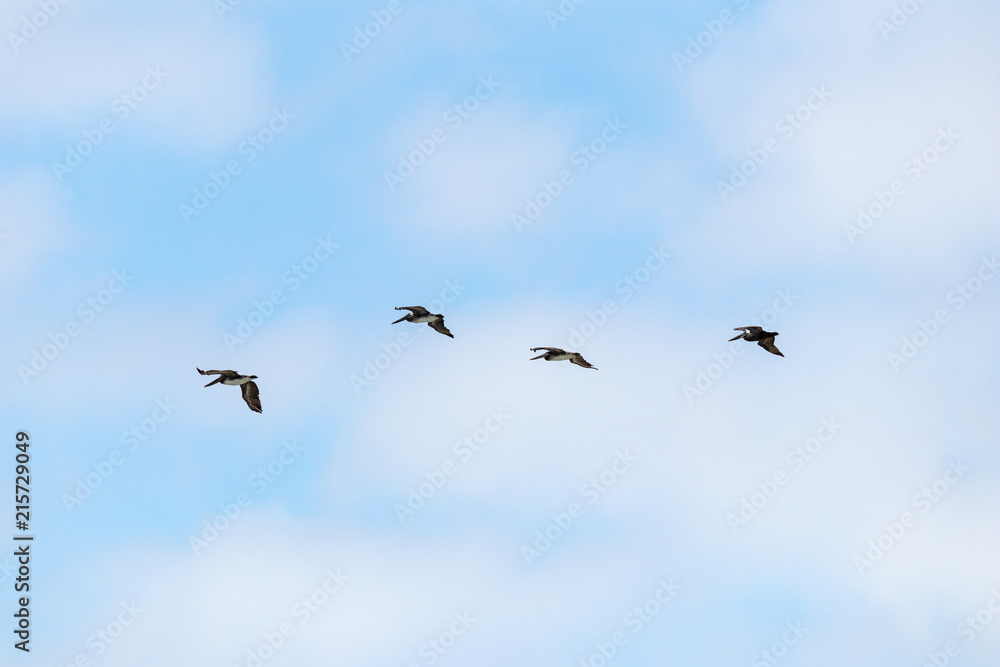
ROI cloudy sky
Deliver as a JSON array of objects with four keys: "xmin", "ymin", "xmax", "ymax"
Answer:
[{"xmin": 1, "ymin": 0, "xmax": 998, "ymax": 665}]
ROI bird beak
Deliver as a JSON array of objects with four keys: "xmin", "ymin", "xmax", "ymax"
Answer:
[
  {"xmin": 529, "ymin": 354, "xmax": 545, "ymax": 360},
  {"xmin": 391, "ymin": 315, "xmax": 408, "ymax": 324}
]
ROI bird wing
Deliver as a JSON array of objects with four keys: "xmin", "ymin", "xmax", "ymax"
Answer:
[
  {"xmin": 428, "ymin": 318, "xmax": 454, "ymax": 338},
  {"xmin": 530, "ymin": 347, "xmax": 564, "ymax": 354},
  {"xmin": 397, "ymin": 306, "xmax": 430, "ymax": 316},
  {"xmin": 198, "ymin": 368, "xmax": 235, "ymax": 386},
  {"xmin": 734, "ymin": 326, "xmax": 763, "ymax": 334},
  {"xmin": 241, "ymin": 381, "xmax": 263, "ymax": 413},
  {"xmin": 570, "ymin": 354, "xmax": 598, "ymax": 370},
  {"xmin": 758, "ymin": 337, "xmax": 784, "ymax": 357}
]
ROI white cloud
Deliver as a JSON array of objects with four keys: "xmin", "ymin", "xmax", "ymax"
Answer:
[
  {"xmin": 382, "ymin": 101, "xmax": 581, "ymax": 233},
  {"xmin": 0, "ymin": 169, "xmax": 69, "ymax": 286},
  {"xmin": 671, "ymin": 0, "xmax": 1000, "ymax": 271},
  {"xmin": 0, "ymin": 0, "xmax": 273, "ymax": 151}
]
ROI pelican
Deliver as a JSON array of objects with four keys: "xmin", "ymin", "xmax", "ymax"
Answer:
[
  {"xmin": 729, "ymin": 326, "xmax": 783, "ymax": 357},
  {"xmin": 529, "ymin": 347, "xmax": 597, "ymax": 370},
  {"xmin": 196, "ymin": 368, "xmax": 262, "ymax": 413},
  {"xmin": 392, "ymin": 306, "xmax": 453, "ymax": 338}
]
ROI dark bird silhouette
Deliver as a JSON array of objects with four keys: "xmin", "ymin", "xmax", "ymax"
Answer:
[
  {"xmin": 529, "ymin": 347, "xmax": 598, "ymax": 370},
  {"xmin": 196, "ymin": 368, "xmax": 262, "ymax": 413},
  {"xmin": 729, "ymin": 326, "xmax": 783, "ymax": 357},
  {"xmin": 392, "ymin": 306, "xmax": 453, "ymax": 338}
]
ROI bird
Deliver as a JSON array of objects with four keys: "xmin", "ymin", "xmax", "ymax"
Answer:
[
  {"xmin": 729, "ymin": 326, "xmax": 783, "ymax": 357},
  {"xmin": 529, "ymin": 347, "xmax": 598, "ymax": 369},
  {"xmin": 196, "ymin": 368, "xmax": 262, "ymax": 413},
  {"xmin": 392, "ymin": 306, "xmax": 453, "ymax": 338}
]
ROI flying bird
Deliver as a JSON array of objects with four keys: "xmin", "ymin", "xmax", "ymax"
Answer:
[
  {"xmin": 529, "ymin": 347, "xmax": 598, "ymax": 370},
  {"xmin": 392, "ymin": 306, "xmax": 453, "ymax": 338},
  {"xmin": 729, "ymin": 326, "xmax": 783, "ymax": 357},
  {"xmin": 196, "ymin": 368, "xmax": 262, "ymax": 413}
]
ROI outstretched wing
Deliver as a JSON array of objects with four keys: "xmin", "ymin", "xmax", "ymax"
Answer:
[
  {"xmin": 530, "ymin": 347, "xmax": 565, "ymax": 354},
  {"xmin": 396, "ymin": 306, "xmax": 430, "ymax": 316},
  {"xmin": 428, "ymin": 318, "xmax": 453, "ymax": 338},
  {"xmin": 570, "ymin": 354, "xmax": 598, "ymax": 370},
  {"xmin": 198, "ymin": 367, "xmax": 235, "ymax": 387},
  {"xmin": 758, "ymin": 337, "xmax": 784, "ymax": 357},
  {"xmin": 730, "ymin": 326, "xmax": 762, "ymax": 341},
  {"xmin": 241, "ymin": 381, "xmax": 263, "ymax": 413}
]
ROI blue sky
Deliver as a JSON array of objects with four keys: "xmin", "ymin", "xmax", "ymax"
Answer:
[{"xmin": 1, "ymin": 0, "xmax": 999, "ymax": 665}]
